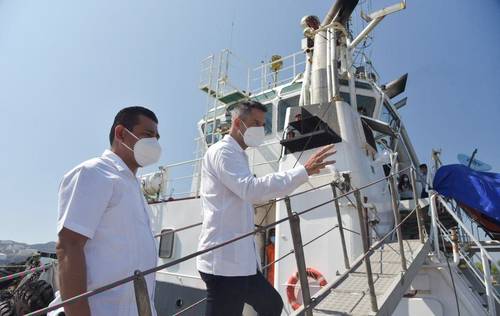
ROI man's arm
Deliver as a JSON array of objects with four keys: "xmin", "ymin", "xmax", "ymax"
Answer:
[
  {"xmin": 56, "ymin": 228, "xmax": 91, "ymax": 316},
  {"xmin": 217, "ymin": 145, "xmax": 336, "ymax": 203}
]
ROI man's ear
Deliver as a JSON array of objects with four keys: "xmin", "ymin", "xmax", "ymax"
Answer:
[
  {"xmin": 233, "ymin": 117, "xmax": 241, "ymax": 129},
  {"xmin": 115, "ymin": 125, "xmax": 125, "ymax": 143}
]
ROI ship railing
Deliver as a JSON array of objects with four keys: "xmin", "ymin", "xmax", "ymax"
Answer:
[
  {"xmin": 446, "ymin": 197, "xmax": 493, "ymax": 251},
  {"xmin": 430, "ymin": 194, "xmax": 500, "ymax": 316},
  {"xmin": 249, "ymin": 51, "xmax": 306, "ymax": 95},
  {"xmin": 169, "ymin": 222, "xmax": 360, "ymax": 315},
  {"xmin": 141, "ymin": 158, "xmax": 202, "ymax": 201},
  {"xmin": 248, "ymin": 51, "xmax": 306, "ymax": 95},
  {"xmin": 199, "ymin": 49, "xmax": 254, "ymax": 100},
  {"xmin": 199, "ymin": 55, "xmax": 215, "ymax": 93},
  {"xmin": 142, "ymin": 140, "xmax": 284, "ymax": 201},
  {"xmin": 292, "ymin": 166, "xmax": 425, "ymax": 315},
  {"xmin": 27, "ymin": 166, "xmax": 424, "ymax": 316},
  {"xmin": 200, "ymin": 49, "xmax": 307, "ymax": 99}
]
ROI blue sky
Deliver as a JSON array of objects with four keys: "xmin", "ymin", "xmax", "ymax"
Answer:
[{"xmin": 0, "ymin": 0, "xmax": 499, "ymax": 244}]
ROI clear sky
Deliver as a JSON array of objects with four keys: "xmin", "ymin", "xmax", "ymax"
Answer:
[{"xmin": 1, "ymin": 0, "xmax": 499, "ymax": 244}]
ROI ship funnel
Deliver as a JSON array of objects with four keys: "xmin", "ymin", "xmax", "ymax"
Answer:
[
  {"xmin": 323, "ymin": 0, "xmax": 359, "ymax": 26},
  {"xmin": 310, "ymin": 0, "xmax": 358, "ymax": 104}
]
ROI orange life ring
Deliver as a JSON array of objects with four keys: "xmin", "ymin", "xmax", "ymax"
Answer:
[{"xmin": 286, "ymin": 268, "xmax": 327, "ymax": 310}]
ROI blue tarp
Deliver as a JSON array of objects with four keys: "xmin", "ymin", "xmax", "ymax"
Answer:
[{"xmin": 433, "ymin": 164, "xmax": 500, "ymax": 225}]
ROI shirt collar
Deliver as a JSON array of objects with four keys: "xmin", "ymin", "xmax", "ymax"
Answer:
[
  {"xmin": 102, "ymin": 149, "xmax": 134, "ymax": 176},
  {"xmin": 224, "ymin": 135, "xmax": 245, "ymax": 153}
]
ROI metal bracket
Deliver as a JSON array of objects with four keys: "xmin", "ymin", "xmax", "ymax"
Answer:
[
  {"xmin": 134, "ymin": 270, "xmax": 152, "ymax": 316},
  {"xmin": 285, "ymin": 197, "xmax": 313, "ymax": 316}
]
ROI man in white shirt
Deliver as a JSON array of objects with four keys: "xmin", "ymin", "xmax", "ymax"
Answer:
[
  {"xmin": 197, "ymin": 100, "xmax": 336, "ymax": 316},
  {"xmin": 56, "ymin": 106, "xmax": 162, "ymax": 316}
]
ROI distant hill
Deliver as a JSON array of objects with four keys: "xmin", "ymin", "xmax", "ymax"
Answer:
[
  {"xmin": 0, "ymin": 240, "xmax": 56, "ymax": 264},
  {"xmin": 30, "ymin": 241, "xmax": 57, "ymax": 254}
]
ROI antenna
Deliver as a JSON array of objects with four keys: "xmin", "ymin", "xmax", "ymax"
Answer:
[
  {"xmin": 349, "ymin": 1, "xmax": 406, "ymax": 50},
  {"xmin": 229, "ymin": 20, "xmax": 235, "ymax": 51},
  {"xmin": 468, "ymin": 149, "xmax": 478, "ymax": 168},
  {"xmin": 228, "ymin": 5, "xmax": 236, "ymax": 51},
  {"xmin": 457, "ymin": 151, "xmax": 492, "ymax": 172}
]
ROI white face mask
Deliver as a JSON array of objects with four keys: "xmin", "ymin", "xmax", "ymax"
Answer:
[
  {"xmin": 270, "ymin": 236, "xmax": 275, "ymax": 244},
  {"xmin": 239, "ymin": 120, "xmax": 265, "ymax": 147},
  {"xmin": 122, "ymin": 128, "xmax": 162, "ymax": 167}
]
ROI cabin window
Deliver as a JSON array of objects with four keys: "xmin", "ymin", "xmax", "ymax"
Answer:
[
  {"xmin": 339, "ymin": 92, "xmax": 376, "ymax": 116},
  {"xmin": 278, "ymin": 95, "xmax": 300, "ymax": 131},
  {"xmin": 380, "ymin": 102, "xmax": 399, "ymax": 130},
  {"xmin": 251, "ymin": 90, "xmax": 276, "ymax": 103},
  {"xmin": 280, "ymin": 82, "xmax": 302, "ymax": 95},
  {"xmin": 357, "ymin": 95, "xmax": 376, "ymax": 117},
  {"xmin": 339, "ymin": 79, "xmax": 373, "ymax": 90},
  {"xmin": 202, "ymin": 119, "xmax": 221, "ymax": 145},
  {"xmin": 207, "ymin": 107, "xmax": 226, "ymax": 118},
  {"xmin": 158, "ymin": 229, "xmax": 175, "ymax": 259}
]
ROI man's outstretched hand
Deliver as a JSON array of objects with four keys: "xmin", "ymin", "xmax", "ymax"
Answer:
[{"xmin": 304, "ymin": 144, "xmax": 336, "ymax": 176}]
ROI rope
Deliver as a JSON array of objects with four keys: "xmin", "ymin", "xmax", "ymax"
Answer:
[
  {"xmin": 154, "ymin": 222, "xmax": 202, "ymax": 238},
  {"xmin": 27, "ymin": 166, "xmax": 416, "ymax": 316},
  {"xmin": 173, "ymin": 224, "xmax": 353, "ymax": 315},
  {"xmin": 171, "ymin": 297, "xmax": 207, "ymax": 316},
  {"xmin": 26, "ymin": 215, "xmax": 294, "ymax": 316},
  {"xmin": 0, "ymin": 263, "xmax": 54, "ymax": 284},
  {"xmin": 262, "ymin": 225, "xmax": 340, "ymax": 270}
]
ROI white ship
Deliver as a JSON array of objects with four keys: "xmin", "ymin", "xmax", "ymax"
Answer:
[
  {"xmin": 3, "ymin": 1, "xmax": 500, "ymax": 315},
  {"xmin": 142, "ymin": 0, "xmax": 500, "ymax": 315}
]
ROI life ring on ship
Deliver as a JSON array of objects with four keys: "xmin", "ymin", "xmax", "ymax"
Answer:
[{"xmin": 286, "ymin": 268, "xmax": 327, "ymax": 310}]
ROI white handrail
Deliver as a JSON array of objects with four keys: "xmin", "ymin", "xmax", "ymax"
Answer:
[
  {"xmin": 436, "ymin": 195, "xmax": 498, "ymax": 265},
  {"xmin": 433, "ymin": 194, "xmax": 499, "ymax": 315}
]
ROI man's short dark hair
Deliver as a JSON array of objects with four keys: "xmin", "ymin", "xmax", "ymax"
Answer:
[
  {"xmin": 230, "ymin": 100, "xmax": 267, "ymax": 119},
  {"xmin": 419, "ymin": 164, "xmax": 428, "ymax": 169},
  {"xmin": 109, "ymin": 106, "xmax": 158, "ymax": 145}
]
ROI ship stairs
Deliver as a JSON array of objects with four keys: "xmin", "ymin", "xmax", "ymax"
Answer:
[
  {"xmin": 294, "ymin": 174, "xmax": 500, "ymax": 316},
  {"xmin": 292, "ymin": 168, "xmax": 431, "ymax": 316}
]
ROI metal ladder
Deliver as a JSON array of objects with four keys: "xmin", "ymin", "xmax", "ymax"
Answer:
[
  {"xmin": 292, "ymin": 168, "xmax": 429, "ymax": 316},
  {"xmin": 312, "ymin": 239, "xmax": 430, "ymax": 315}
]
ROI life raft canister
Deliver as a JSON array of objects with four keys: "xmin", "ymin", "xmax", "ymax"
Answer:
[{"xmin": 286, "ymin": 267, "xmax": 327, "ymax": 310}]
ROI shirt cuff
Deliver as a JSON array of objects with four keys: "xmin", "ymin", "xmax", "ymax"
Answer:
[
  {"xmin": 289, "ymin": 165, "xmax": 309, "ymax": 184},
  {"xmin": 58, "ymin": 221, "xmax": 95, "ymax": 239}
]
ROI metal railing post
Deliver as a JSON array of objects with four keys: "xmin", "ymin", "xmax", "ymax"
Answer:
[
  {"xmin": 284, "ymin": 197, "xmax": 313, "ymax": 316},
  {"xmin": 247, "ymin": 67, "xmax": 251, "ymax": 94},
  {"xmin": 263, "ymin": 62, "xmax": 268, "ymax": 90},
  {"xmin": 330, "ymin": 183, "xmax": 350, "ymax": 270},
  {"xmin": 133, "ymin": 270, "xmax": 152, "ymax": 316},
  {"xmin": 481, "ymin": 249, "xmax": 497, "ymax": 316},
  {"xmin": 410, "ymin": 168, "xmax": 425, "ymax": 243},
  {"xmin": 354, "ymin": 190, "xmax": 378, "ymax": 313},
  {"xmin": 450, "ymin": 228, "xmax": 460, "ymax": 265},
  {"xmin": 293, "ymin": 53, "xmax": 296, "ymax": 78},
  {"xmin": 388, "ymin": 174, "xmax": 407, "ymax": 271},
  {"xmin": 429, "ymin": 194, "xmax": 441, "ymax": 260}
]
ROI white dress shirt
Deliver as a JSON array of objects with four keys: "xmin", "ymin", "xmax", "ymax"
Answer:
[
  {"xmin": 196, "ymin": 135, "xmax": 308, "ymax": 276},
  {"xmin": 57, "ymin": 150, "xmax": 157, "ymax": 316}
]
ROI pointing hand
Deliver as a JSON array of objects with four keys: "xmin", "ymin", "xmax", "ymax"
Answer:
[{"xmin": 304, "ymin": 144, "xmax": 336, "ymax": 176}]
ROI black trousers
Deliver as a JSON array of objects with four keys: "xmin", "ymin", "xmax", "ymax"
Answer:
[{"xmin": 199, "ymin": 271, "xmax": 283, "ymax": 316}]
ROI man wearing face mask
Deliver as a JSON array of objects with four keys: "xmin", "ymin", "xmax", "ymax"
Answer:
[
  {"xmin": 54, "ymin": 106, "xmax": 161, "ymax": 316},
  {"xmin": 197, "ymin": 101, "xmax": 336, "ymax": 316}
]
